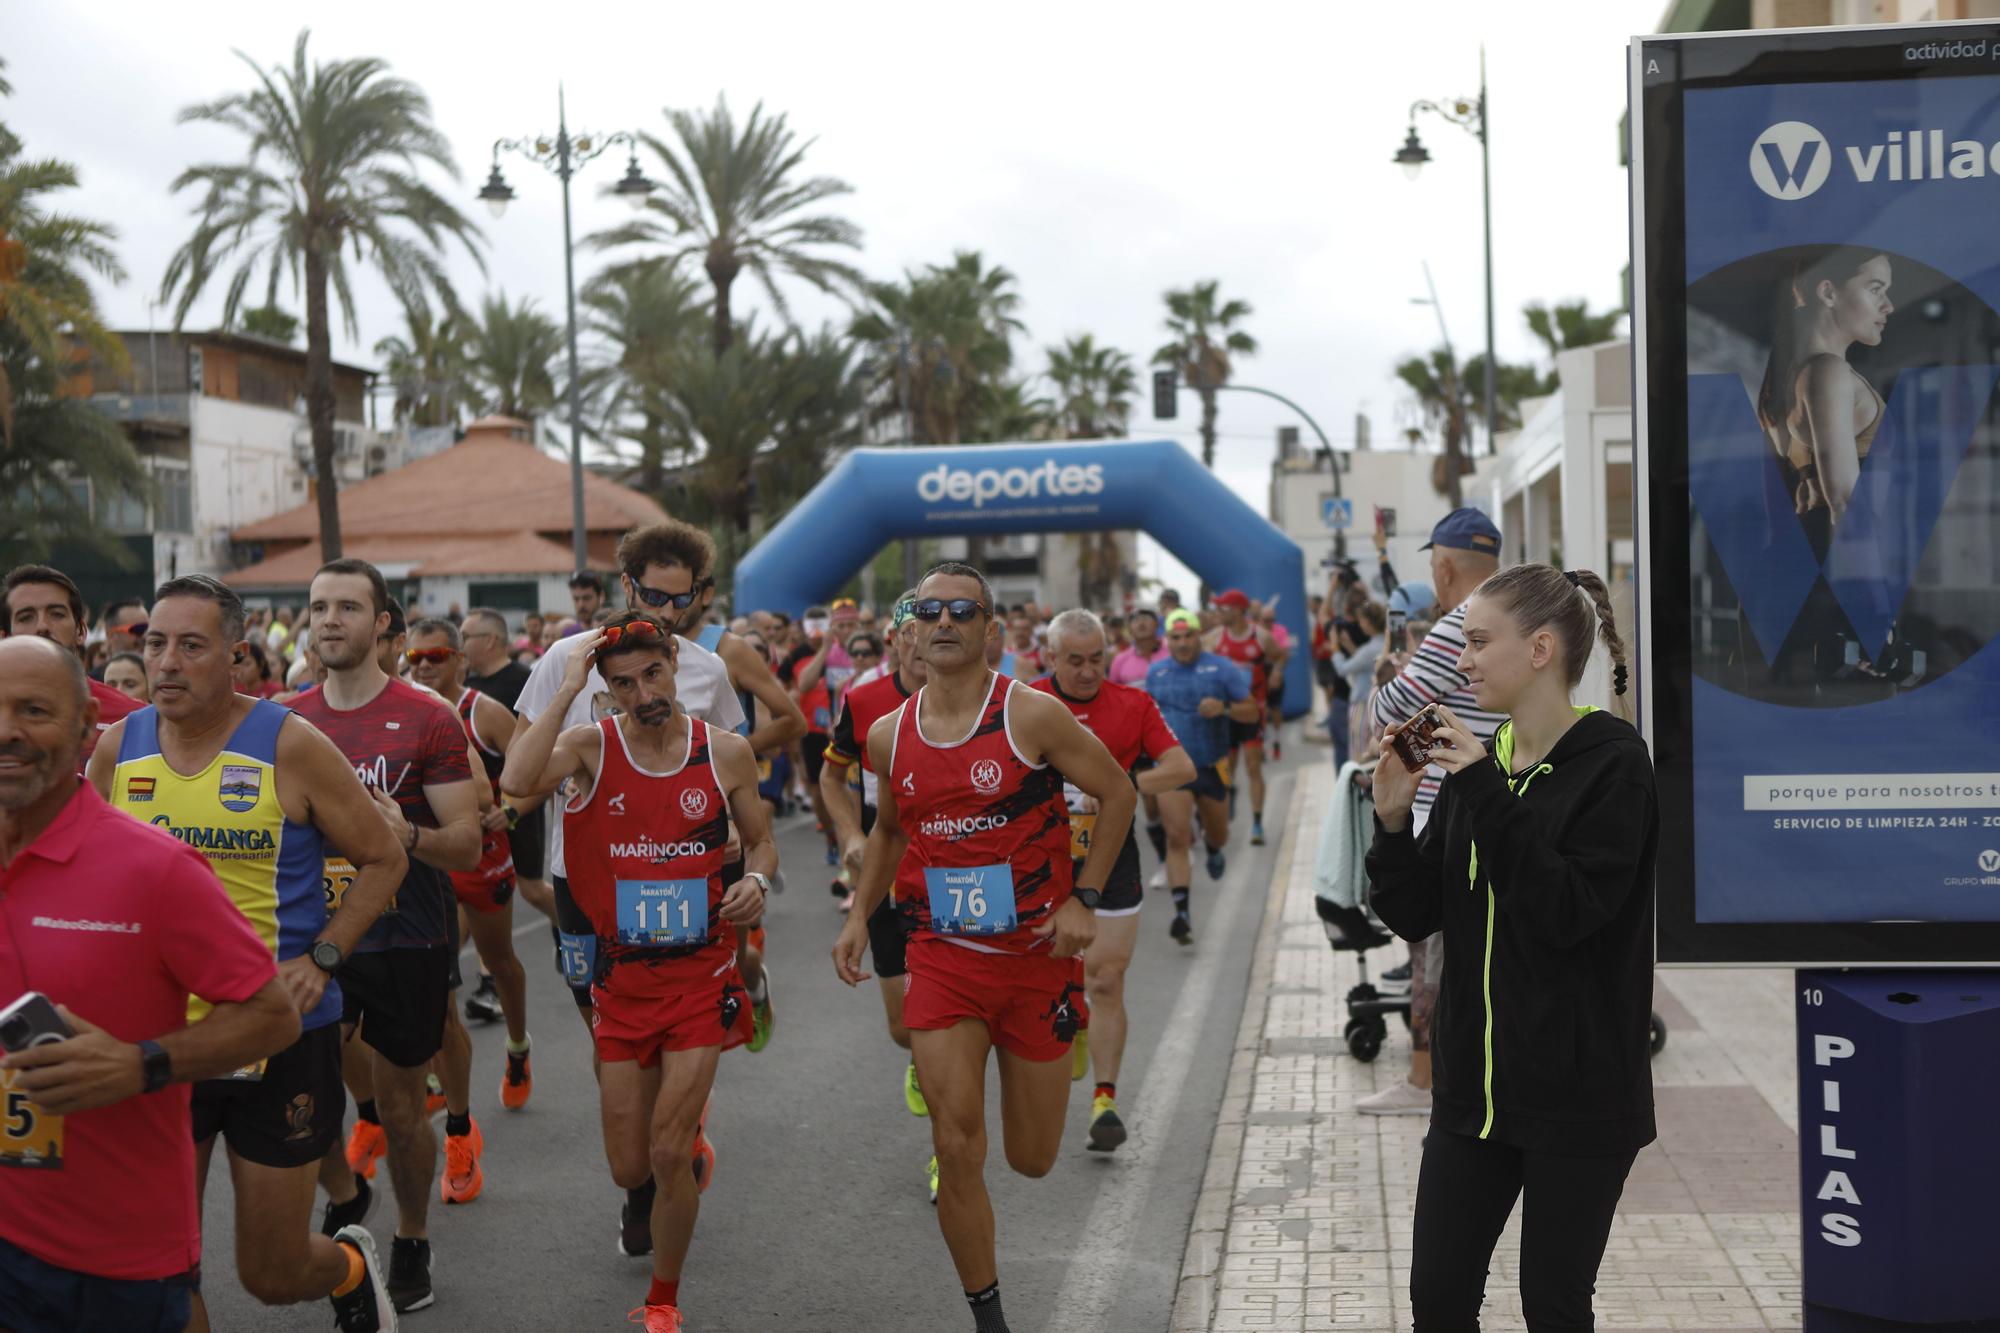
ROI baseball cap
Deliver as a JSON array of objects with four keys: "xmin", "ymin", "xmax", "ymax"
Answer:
[
  {"xmin": 1386, "ymin": 583, "xmax": 1437, "ymax": 617},
  {"xmin": 1165, "ymin": 609, "xmax": 1202, "ymax": 632},
  {"xmin": 1213, "ymin": 589, "xmax": 1251, "ymax": 610},
  {"xmin": 1419, "ymin": 508, "xmax": 1503, "ymax": 555}
]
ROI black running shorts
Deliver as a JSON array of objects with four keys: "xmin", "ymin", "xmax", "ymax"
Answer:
[
  {"xmin": 337, "ymin": 947, "xmax": 451, "ymax": 1068},
  {"xmin": 190, "ymin": 1022, "xmax": 344, "ymax": 1167},
  {"xmin": 1075, "ymin": 826, "xmax": 1144, "ymax": 916}
]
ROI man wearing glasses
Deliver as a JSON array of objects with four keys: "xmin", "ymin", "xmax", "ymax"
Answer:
[
  {"xmin": 832, "ymin": 562, "xmax": 1136, "ymax": 1333},
  {"xmin": 508, "ymin": 520, "xmax": 746, "ymax": 1257}
]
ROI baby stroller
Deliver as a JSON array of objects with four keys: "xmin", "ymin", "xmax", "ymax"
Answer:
[{"xmin": 1315, "ymin": 898, "xmax": 1409, "ymax": 1062}]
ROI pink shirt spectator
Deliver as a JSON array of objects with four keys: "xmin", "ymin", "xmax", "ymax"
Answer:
[{"xmin": 1109, "ymin": 642, "xmax": 1168, "ymax": 687}]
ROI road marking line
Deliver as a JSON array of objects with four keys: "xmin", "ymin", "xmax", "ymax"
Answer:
[{"xmin": 1048, "ymin": 772, "xmax": 1294, "ymax": 1330}]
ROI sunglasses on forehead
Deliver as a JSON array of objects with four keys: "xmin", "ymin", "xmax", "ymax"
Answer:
[
  {"xmin": 403, "ymin": 647, "xmax": 456, "ymax": 665},
  {"xmin": 630, "ymin": 577, "xmax": 710, "ymax": 611},
  {"xmin": 594, "ymin": 619, "xmax": 668, "ymax": 656},
  {"xmin": 910, "ymin": 598, "xmax": 988, "ymax": 624}
]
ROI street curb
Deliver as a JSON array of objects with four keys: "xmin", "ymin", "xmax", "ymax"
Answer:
[{"xmin": 1167, "ymin": 770, "xmax": 1312, "ymax": 1331}]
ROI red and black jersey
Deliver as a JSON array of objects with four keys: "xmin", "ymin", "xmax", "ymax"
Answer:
[
  {"xmin": 1029, "ymin": 676, "xmax": 1180, "ymax": 771},
  {"xmin": 826, "ymin": 669, "xmax": 913, "ymax": 773},
  {"xmin": 293, "ymin": 677, "xmax": 472, "ymax": 951},
  {"xmin": 1214, "ymin": 628, "xmax": 1269, "ymax": 699},
  {"xmin": 452, "ymin": 687, "xmax": 513, "ymax": 897},
  {"xmin": 562, "ymin": 717, "xmax": 736, "ymax": 974},
  {"xmin": 888, "ymin": 674, "xmax": 1072, "ymax": 955}
]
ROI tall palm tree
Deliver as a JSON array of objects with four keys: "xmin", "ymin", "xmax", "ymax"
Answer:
[
  {"xmin": 1153, "ymin": 280, "xmax": 1257, "ymax": 467},
  {"xmin": 579, "ymin": 258, "xmax": 708, "ymax": 495},
  {"xmin": 464, "ymin": 292, "xmax": 563, "ymax": 424},
  {"xmin": 1523, "ymin": 299, "xmax": 1626, "ymax": 388},
  {"xmin": 1046, "ymin": 334, "xmax": 1136, "ymax": 439},
  {"xmin": 1396, "ymin": 347, "xmax": 1475, "ymax": 509},
  {"xmin": 592, "ymin": 95, "xmax": 862, "ymax": 359},
  {"xmin": 373, "ymin": 303, "xmax": 471, "ymax": 429},
  {"xmin": 161, "ymin": 29, "xmax": 482, "ymax": 559},
  {"xmin": 850, "ymin": 251, "xmax": 1022, "ymax": 446}
]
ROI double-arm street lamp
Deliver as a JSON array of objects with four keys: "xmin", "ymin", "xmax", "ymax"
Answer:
[
  {"xmin": 1395, "ymin": 50, "xmax": 1496, "ymax": 456},
  {"xmin": 479, "ymin": 87, "xmax": 654, "ymax": 571}
]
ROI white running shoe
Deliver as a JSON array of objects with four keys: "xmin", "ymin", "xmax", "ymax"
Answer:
[{"xmin": 1355, "ymin": 1079, "xmax": 1433, "ymax": 1116}]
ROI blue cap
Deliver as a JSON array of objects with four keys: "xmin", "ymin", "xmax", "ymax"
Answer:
[
  {"xmin": 1387, "ymin": 583, "xmax": 1436, "ymax": 617},
  {"xmin": 1419, "ymin": 507, "xmax": 1503, "ymax": 555}
]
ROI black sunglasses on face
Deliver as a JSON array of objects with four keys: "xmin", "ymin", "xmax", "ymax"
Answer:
[
  {"xmin": 631, "ymin": 581, "xmax": 704, "ymax": 611},
  {"xmin": 911, "ymin": 598, "xmax": 987, "ymax": 624}
]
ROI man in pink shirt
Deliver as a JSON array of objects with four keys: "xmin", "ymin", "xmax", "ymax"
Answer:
[
  {"xmin": 0, "ymin": 636, "xmax": 298, "ymax": 1333},
  {"xmin": 1108, "ymin": 608, "xmax": 1168, "ymax": 687}
]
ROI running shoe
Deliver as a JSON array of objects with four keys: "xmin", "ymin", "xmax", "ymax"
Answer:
[
  {"xmin": 1170, "ymin": 913, "xmax": 1193, "ymax": 947},
  {"xmin": 385, "ymin": 1236, "xmax": 432, "ymax": 1314},
  {"xmin": 628, "ymin": 1305, "xmax": 684, "ymax": 1332},
  {"xmin": 440, "ymin": 1117, "xmax": 483, "ymax": 1205},
  {"xmin": 824, "ymin": 839, "xmax": 839, "ymax": 866},
  {"xmin": 1205, "ymin": 846, "xmax": 1227, "ymax": 880},
  {"xmin": 925, "ymin": 1154, "xmax": 940, "ymax": 1206},
  {"xmin": 691, "ymin": 1099, "xmax": 716, "ymax": 1195},
  {"xmin": 747, "ymin": 969, "xmax": 774, "ymax": 1053},
  {"xmin": 320, "ymin": 1175, "xmax": 375, "ymax": 1239},
  {"xmin": 463, "ymin": 975, "xmax": 502, "ymax": 1024},
  {"xmin": 619, "ymin": 1180, "xmax": 656, "ymax": 1257},
  {"xmin": 1087, "ymin": 1093, "xmax": 1128, "ymax": 1153},
  {"xmin": 424, "ymin": 1072, "xmax": 446, "ymax": 1118},
  {"xmin": 344, "ymin": 1119, "xmax": 387, "ymax": 1180},
  {"xmin": 500, "ymin": 1045, "xmax": 533, "ymax": 1110},
  {"xmin": 329, "ymin": 1225, "xmax": 397, "ymax": 1333},
  {"xmin": 903, "ymin": 1061, "xmax": 929, "ymax": 1118},
  {"xmin": 1147, "ymin": 867, "xmax": 1165, "ymax": 891},
  {"xmin": 1069, "ymin": 1028, "xmax": 1091, "ymax": 1082},
  {"xmin": 1251, "ymin": 817, "xmax": 1266, "ymax": 846}
]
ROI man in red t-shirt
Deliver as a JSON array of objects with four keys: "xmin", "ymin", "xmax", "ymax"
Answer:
[
  {"xmin": 0, "ymin": 636, "xmax": 297, "ymax": 1333},
  {"xmin": 1032, "ymin": 609, "xmax": 1194, "ymax": 1155},
  {"xmin": 3, "ymin": 564, "xmax": 141, "ymax": 761}
]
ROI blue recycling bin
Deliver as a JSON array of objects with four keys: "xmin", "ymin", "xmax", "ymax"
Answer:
[{"xmin": 1796, "ymin": 969, "xmax": 2000, "ymax": 1331}]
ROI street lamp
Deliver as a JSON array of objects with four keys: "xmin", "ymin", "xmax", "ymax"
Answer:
[
  {"xmin": 482, "ymin": 87, "xmax": 654, "ymax": 571},
  {"xmin": 1395, "ymin": 49, "xmax": 1496, "ymax": 458}
]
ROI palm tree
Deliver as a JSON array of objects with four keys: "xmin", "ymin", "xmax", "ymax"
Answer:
[
  {"xmin": 1153, "ymin": 281, "xmax": 1257, "ymax": 467},
  {"xmin": 1523, "ymin": 299, "xmax": 1626, "ymax": 388},
  {"xmin": 1046, "ymin": 334, "xmax": 1136, "ymax": 439},
  {"xmin": 161, "ymin": 29, "xmax": 482, "ymax": 559},
  {"xmin": 592, "ymin": 95, "xmax": 863, "ymax": 359},
  {"xmin": 1396, "ymin": 347, "xmax": 1475, "ymax": 509},
  {"xmin": 373, "ymin": 303, "xmax": 471, "ymax": 429},
  {"xmin": 850, "ymin": 251, "xmax": 1022, "ymax": 446},
  {"xmin": 579, "ymin": 258, "xmax": 707, "ymax": 495},
  {"xmin": 464, "ymin": 292, "xmax": 562, "ymax": 424}
]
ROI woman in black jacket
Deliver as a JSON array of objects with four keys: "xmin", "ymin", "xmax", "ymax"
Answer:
[{"xmin": 1367, "ymin": 564, "xmax": 1658, "ymax": 1332}]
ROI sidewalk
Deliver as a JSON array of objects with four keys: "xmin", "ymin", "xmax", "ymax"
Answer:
[{"xmin": 1173, "ymin": 765, "xmax": 1805, "ymax": 1332}]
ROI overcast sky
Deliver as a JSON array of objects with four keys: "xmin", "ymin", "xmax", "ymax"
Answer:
[{"xmin": 7, "ymin": 0, "xmax": 1660, "ymax": 596}]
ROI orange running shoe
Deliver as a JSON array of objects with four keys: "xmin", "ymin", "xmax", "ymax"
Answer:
[
  {"xmin": 628, "ymin": 1305, "xmax": 684, "ymax": 1332},
  {"xmin": 344, "ymin": 1119, "xmax": 387, "ymax": 1180},
  {"xmin": 691, "ymin": 1097, "xmax": 715, "ymax": 1195},
  {"xmin": 500, "ymin": 1045, "xmax": 533, "ymax": 1111},
  {"xmin": 440, "ymin": 1115, "xmax": 483, "ymax": 1205}
]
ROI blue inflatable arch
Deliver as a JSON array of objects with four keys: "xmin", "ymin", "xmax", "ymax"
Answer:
[{"xmin": 733, "ymin": 439, "xmax": 1312, "ymax": 718}]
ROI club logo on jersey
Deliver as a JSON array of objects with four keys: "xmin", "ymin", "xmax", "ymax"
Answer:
[
  {"xmin": 900, "ymin": 773, "xmax": 915, "ymax": 796},
  {"xmin": 969, "ymin": 758, "xmax": 1003, "ymax": 794},
  {"xmin": 218, "ymin": 764, "xmax": 262, "ymax": 813},
  {"xmin": 679, "ymin": 788, "xmax": 709, "ymax": 820},
  {"xmin": 125, "ymin": 776, "xmax": 156, "ymax": 803},
  {"xmin": 609, "ymin": 792, "xmax": 628, "ymax": 816}
]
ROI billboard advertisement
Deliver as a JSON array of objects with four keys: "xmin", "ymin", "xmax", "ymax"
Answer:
[{"xmin": 1634, "ymin": 23, "xmax": 2000, "ymax": 964}]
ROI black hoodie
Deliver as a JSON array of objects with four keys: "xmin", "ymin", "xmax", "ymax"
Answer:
[{"xmin": 1366, "ymin": 707, "xmax": 1659, "ymax": 1155}]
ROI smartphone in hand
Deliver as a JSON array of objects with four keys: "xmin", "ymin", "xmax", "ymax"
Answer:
[{"xmin": 0, "ymin": 992, "xmax": 73, "ymax": 1053}]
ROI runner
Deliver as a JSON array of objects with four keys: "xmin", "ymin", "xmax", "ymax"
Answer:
[
  {"xmin": 501, "ymin": 614, "xmax": 774, "ymax": 1333},
  {"xmin": 1256, "ymin": 601, "xmax": 1294, "ymax": 762},
  {"xmin": 832, "ymin": 562, "xmax": 1136, "ymax": 1333},
  {"xmin": 819, "ymin": 591, "xmax": 936, "ymax": 1193},
  {"xmin": 460, "ymin": 606, "xmax": 553, "ymax": 945},
  {"xmin": 1031, "ymin": 609, "xmax": 1193, "ymax": 1153},
  {"xmin": 404, "ymin": 619, "xmax": 534, "ymax": 1114},
  {"xmin": 1205, "ymin": 589, "xmax": 1282, "ymax": 845},
  {"xmin": 1147, "ymin": 610, "xmax": 1259, "ymax": 945},
  {"xmin": 1106, "ymin": 606, "xmax": 1171, "ymax": 871},
  {"xmin": 777, "ymin": 605, "xmax": 845, "ymax": 877},
  {"xmin": 4, "ymin": 563, "xmax": 142, "ymax": 759},
  {"xmin": 85, "ymin": 575, "xmax": 405, "ymax": 1332},
  {"xmin": 508, "ymin": 520, "xmax": 747, "ymax": 1255},
  {"xmin": 292, "ymin": 560, "xmax": 480, "ymax": 1314}
]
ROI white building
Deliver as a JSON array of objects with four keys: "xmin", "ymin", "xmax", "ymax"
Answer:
[{"xmin": 1267, "ymin": 430, "xmax": 1470, "ymax": 600}]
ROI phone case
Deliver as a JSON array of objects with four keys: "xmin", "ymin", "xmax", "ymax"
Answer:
[{"xmin": 1391, "ymin": 703, "xmax": 1442, "ymax": 774}]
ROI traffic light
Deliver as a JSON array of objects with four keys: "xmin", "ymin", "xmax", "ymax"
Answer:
[{"xmin": 1152, "ymin": 369, "xmax": 1177, "ymax": 420}]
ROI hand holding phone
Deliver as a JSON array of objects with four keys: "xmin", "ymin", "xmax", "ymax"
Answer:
[
  {"xmin": 1389, "ymin": 702, "xmax": 1444, "ymax": 775},
  {"xmin": 0, "ymin": 992, "xmax": 73, "ymax": 1053}
]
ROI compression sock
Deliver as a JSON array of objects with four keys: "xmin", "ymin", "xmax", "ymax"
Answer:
[
  {"xmin": 331, "ymin": 1241, "xmax": 366, "ymax": 1297},
  {"xmin": 648, "ymin": 1276, "xmax": 679, "ymax": 1308},
  {"xmin": 506, "ymin": 1034, "xmax": 531, "ymax": 1055},
  {"xmin": 1094, "ymin": 1081, "xmax": 1116, "ymax": 1102},
  {"xmin": 355, "ymin": 1098, "xmax": 380, "ymax": 1126},
  {"xmin": 1171, "ymin": 886, "xmax": 1190, "ymax": 915},
  {"xmin": 1145, "ymin": 821, "xmax": 1167, "ymax": 860},
  {"xmin": 967, "ymin": 1282, "xmax": 1009, "ymax": 1332},
  {"xmin": 444, "ymin": 1111, "xmax": 472, "ymax": 1139}
]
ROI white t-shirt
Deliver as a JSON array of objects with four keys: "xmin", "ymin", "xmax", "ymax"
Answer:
[{"xmin": 516, "ymin": 629, "xmax": 746, "ymax": 877}]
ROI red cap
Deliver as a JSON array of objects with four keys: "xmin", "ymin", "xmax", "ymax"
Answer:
[{"xmin": 1213, "ymin": 589, "xmax": 1251, "ymax": 610}]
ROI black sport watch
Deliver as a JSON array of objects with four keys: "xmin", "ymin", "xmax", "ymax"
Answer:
[
  {"xmin": 310, "ymin": 939, "xmax": 344, "ymax": 974},
  {"xmin": 1073, "ymin": 887, "xmax": 1103, "ymax": 911},
  {"xmin": 138, "ymin": 1039, "xmax": 173, "ymax": 1094}
]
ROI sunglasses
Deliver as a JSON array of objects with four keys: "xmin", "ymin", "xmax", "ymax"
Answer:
[
  {"xmin": 404, "ymin": 647, "xmax": 456, "ymax": 665},
  {"xmin": 911, "ymin": 598, "xmax": 988, "ymax": 624},
  {"xmin": 595, "ymin": 620, "xmax": 666, "ymax": 654},
  {"xmin": 119, "ymin": 622, "xmax": 148, "ymax": 638},
  {"xmin": 630, "ymin": 580, "xmax": 706, "ymax": 611}
]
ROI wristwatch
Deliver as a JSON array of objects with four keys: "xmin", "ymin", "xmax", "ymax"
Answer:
[
  {"xmin": 744, "ymin": 871, "xmax": 774, "ymax": 896},
  {"xmin": 137, "ymin": 1039, "xmax": 173, "ymax": 1094},
  {"xmin": 310, "ymin": 939, "xmax": 344, "ymax": 974},
  {"xmin": 501, "ymin": 803, "xmax": 520, "ymax": 830},
  {"xmin": 1073, "ymin": 887, "xmax": 1103, "ymax": 911}
]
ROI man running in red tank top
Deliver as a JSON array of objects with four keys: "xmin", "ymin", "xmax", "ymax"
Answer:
[
  {"xmin": 1206, "ymin": 588, "xmax": 1281, "ymax": 845},
  {"xmin": 503, "ymin": 613, "xmax": 776, "ymax": 1333},
  {"xmin": 832, "ymin": 563, "xmax": 1136, "ymax": 1333}
]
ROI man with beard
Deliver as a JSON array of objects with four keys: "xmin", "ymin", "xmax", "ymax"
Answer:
[
  {"xmin": 503, "ymin": 614, "xmax": 774, "ymax": 1333},
  {"xmin": 832, "ymin": 563, "xmax": 1135, "ymax": 1333},
  {"xmin": 89, "ymin": 575, "xmax": 407, "ymax": 1332}
]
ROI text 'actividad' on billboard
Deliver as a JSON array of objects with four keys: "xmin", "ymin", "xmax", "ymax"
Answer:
[{"xmin": 1633, "ymin": 21, "xmax": 2000, "ymax": 966}]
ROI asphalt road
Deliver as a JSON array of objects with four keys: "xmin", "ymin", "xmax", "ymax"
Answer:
[{"xmin": 199, "ymin": 752, "xmax": 1304, "ymax": 1333}]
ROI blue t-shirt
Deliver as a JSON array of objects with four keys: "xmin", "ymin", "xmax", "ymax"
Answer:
[{"xmin": 1144, "ymin": 652, "xmax": 1249, "ymax": 770}]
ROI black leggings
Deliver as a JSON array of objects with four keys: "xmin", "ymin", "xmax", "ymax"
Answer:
[{"xmin": 1410, "ymin": 1127, "xmax": 1638, "ymax": 1332}]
